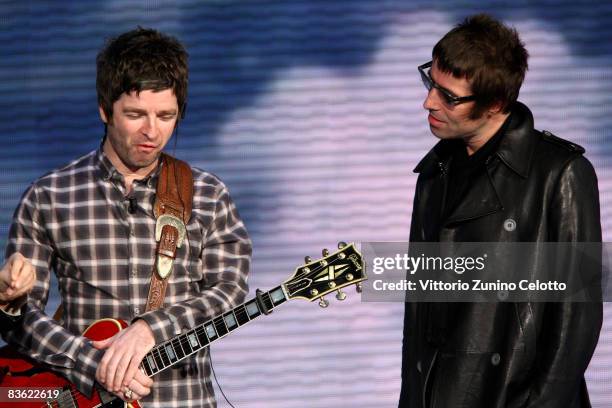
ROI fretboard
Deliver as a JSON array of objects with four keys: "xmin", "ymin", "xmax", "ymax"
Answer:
[{"xmin": 140, "ymin": 285, "xmax": 287, "ymax": 377}]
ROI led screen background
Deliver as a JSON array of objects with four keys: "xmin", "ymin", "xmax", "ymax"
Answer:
[{"xmin": 1, "ymin": 1, "xmax": 611, "ymax": 406}]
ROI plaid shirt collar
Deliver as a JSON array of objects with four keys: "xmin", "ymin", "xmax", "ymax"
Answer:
[{"xmin": 94, "ymin": 142, "xmax": 163, "ymax": 192}]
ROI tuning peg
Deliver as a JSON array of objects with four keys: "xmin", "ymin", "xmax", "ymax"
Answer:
[
  {"xmin": 318, "ymin": 297, "xmax": 329, "ymax": 308},
  {"xmin": 336, "ymin": 290, "xmax": 347, "ymax": 301},
  {"xmin": 356, "ymin": 283, "xmax": 363, "ymax": 293},
  {"xmin": 305, "ymin": 256, "xmax": 312, "ymax": 264},
  {"xmin": 322, "ymin": 248, "xmax": 330, "ymax": 257},
  {"xmin": 338, "ymin": 241, "xmax": 347, "ymax": 249}
]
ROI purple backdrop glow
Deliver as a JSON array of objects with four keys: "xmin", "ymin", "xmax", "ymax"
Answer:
[{"xmin": 1, "ymin": 1, "xmax": 611, "ymax": 407}]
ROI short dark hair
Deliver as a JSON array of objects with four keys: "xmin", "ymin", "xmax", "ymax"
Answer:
[
  {"xmin": 96, "ymin": 27, "xmax": 189, "ymax": 121},
  {"xmin": 433, "ymin": 13, "xmax": 528, "ymax": 119}
]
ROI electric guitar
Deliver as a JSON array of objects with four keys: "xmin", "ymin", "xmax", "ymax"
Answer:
[{"xmin": 0, "ymin": 242, "xmax": 365, "ymax": 408}]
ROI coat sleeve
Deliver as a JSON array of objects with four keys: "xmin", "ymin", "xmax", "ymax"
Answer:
[
  {"xmin": 2, "ymin": 184, "xmax": 105, "ymax": 398},
  {"xmin": 524, "ymin": 155, "xmax": 603, "ymax": 407}
]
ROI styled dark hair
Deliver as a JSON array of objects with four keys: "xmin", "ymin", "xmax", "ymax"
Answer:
[
  {"xmin": 433, "ymin": 14, "xmax": 528, "ymax": 119},
  {"xmin": 96, "ymin": 27, "xmax": 188, "ymax": 121}
]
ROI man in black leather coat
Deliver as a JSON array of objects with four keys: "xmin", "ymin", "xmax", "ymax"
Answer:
[{"xmin": 399, "ymin": 14, "xmax": 602, "ymax": 408}]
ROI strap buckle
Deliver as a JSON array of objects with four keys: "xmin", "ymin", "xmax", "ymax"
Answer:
[{"xmin": 155, "ymin": 214, "xmax": 187, "ymax": 279}]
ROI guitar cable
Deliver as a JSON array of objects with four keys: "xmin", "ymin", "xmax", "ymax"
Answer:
[
  {"xmin": 209, "ymin": 349, "xmax": 237, "ymax": 408},
  {"xmin": 206, "ymin": 251, "xmax": 348, "ymax": 408}
]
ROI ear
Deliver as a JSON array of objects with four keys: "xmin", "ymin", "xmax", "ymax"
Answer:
[
  {"xmin": 98, "ymin": 106, "xmax": 109, "ymax": 124},
  {"xmin": 487, "ymin": 101, "xmax": 504, "ymax": 115}
]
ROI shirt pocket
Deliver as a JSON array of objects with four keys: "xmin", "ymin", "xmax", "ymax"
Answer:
[{"xmin": 171, "ymin": 218, "xmax": 204, "ymax": 286}]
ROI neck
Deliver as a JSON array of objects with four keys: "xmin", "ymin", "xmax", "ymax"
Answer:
[
  {"xmin": 464, "ymin": 112, "xmax": 510, "ymax": 155},
  {"xmin": 140, "ymin": 286, "xmax": 287, "ymax": 377},
  {"xmin": 103, "ymin": 139, "xmax": 158, "ymax": 194}
]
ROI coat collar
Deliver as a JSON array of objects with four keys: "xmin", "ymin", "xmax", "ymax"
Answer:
[{"xmin": 413, "ymin": 102, "xmax": 537, "ymax": 179}]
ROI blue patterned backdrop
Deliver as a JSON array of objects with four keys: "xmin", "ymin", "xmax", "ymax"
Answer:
[{"xmin": 1, "ymin": 1, "xmax": 611, "ymax": 406}]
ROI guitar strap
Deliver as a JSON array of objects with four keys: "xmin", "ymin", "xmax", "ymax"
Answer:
[
  {"xmin": 145, "ymin": 153, "xmax": 193, "ymax": 312},
  {"xmin": 52, "ymin": 153, "xmax": 194, "ymax": 320}
]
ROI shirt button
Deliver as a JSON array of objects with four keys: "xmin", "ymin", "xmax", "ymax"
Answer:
[
  {"xmin": 491, "ymin": 353, "xmax": 501, "ymax": 366},
  {"xmin": 416, "ymin": 361, "xmax": 422, "ymax": 373},
  {"xmin": 134, "ymin": 307, "xmax": 140, "ymax": 315}
]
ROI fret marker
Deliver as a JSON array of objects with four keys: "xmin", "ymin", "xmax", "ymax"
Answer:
[
  {"xmin": 224, "ymin": 314, "xmax": 237, "ymax": 328},
  {"xmin": 147, "ymin": 355, "xmax": 156, "ymax": 370},
  {"xmin": 270, "ymin": 288, "xmax": 285, "ymax": 303},
  {"xmin": 166, "ymin": 345, "xmax": 176, "ymax": 360},
  {"xmin": 206, "ymin": 324, "xmax": 217, "ymax": 338},
  {"xmin": 188, "ymin": 333, "xmax": 199, "ymax": 348},
  {"xmin": 246, "ymin": 302, "xmax": 259, "ymax": 317}
]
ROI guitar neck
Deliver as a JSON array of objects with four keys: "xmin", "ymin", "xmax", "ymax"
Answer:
[{"xmin": 140, "ymin": 285, "xmax": 287, "ymax": 377}]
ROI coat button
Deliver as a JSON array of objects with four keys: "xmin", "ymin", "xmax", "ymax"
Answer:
[
  {"xmin": 416, "ymin": 361, "xmax": 422, "ymax": 373},
  {"xmin": 497, "ymin": 290, "xmax": 509, "ymax": 301},
  {"xmin": 491, "ymin": 353, "xmax": 501, "ymax": 366},
  {"xmin": 503, "ymin": 219, "xmax": 516, "ymax": 232}
]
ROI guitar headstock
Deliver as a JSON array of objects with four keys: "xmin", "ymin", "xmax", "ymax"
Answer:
[{"xmin": 282, "ymin": 242, "xmax": 365, "ymax": 307}]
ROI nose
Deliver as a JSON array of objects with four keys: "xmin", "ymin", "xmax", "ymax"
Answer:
[
  {"xmin": 141, "ymin": 116, "xmax": 157, "ymax": 139},
  {"xmin": 423, "ymin": 88, "xmax": 439, "ymax": 111}
]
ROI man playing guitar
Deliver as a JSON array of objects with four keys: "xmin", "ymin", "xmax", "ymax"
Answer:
[{"xmin": 1, "ymin": 28, "xmax": 251, "ymax": 407}]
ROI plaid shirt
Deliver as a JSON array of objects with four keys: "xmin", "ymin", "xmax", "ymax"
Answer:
[{"xmin": 3, "ymin": 148, "xmax": 251, "ymax": 408}]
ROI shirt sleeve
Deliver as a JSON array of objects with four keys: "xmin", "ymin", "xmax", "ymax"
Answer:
[
  {"xmin": 0, "ymin": 294, "xmax": 27, "ymax": 316},
  {"xmin": 2, "ymin": 184, "xmax": 104, "ymax": 397},
  {"xmin": 137, "ymin": 179, "xmax": 251, "ymax": 342}
]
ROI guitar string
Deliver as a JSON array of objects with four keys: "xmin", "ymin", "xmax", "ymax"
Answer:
[{"xmin": 38, "ymin": 253, "xmax": 355, "ymax": 407}]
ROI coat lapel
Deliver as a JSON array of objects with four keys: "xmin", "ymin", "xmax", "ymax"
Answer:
[{"xmin": 443, "ymin": 166, "xmax": 503, "ymax": 225}]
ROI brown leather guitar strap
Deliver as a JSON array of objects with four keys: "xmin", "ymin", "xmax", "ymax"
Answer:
[{"xmin": 145, "ymin": 153, "xmax": 193, "ymax": 312}]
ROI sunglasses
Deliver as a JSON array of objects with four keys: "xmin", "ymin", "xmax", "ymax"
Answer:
[{"xmin": 418, "ymin": 61, "xmax": 476, "ymax": 106}]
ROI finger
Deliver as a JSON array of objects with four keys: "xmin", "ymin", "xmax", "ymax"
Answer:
[
  {"xmin": 9, "ymin": 257, "xmax": 25, "ymax": 287},
  {"xmin": 115, "ymin": 390, "xmax": 131, "ymax": 403},
  {"xmin": 123, "ymin": 388, "xmax": 142, "ymax": 402},
  {"xmin": 122, "ymin": 349, "xmax": 146, "ymax": 389},
  {"xmin": 95, "ymin": 364, "xmax": 104, "ymax": 387},
  {"xmin": 113, "ymin": 353, "xmax": 132, "ymax": 390},
  {"xmin": 135, "ymin": 369, "xmax": 154, "ymax": 388},
  {"xmin": 16, "ymin": 260, "xmax": 34, "ymax": 289},
  {"xmin": 10, "ymin": 268, "xmax": 35, "ymax": 298},
  {"xmin": 129, "ymin": 377, "xmax": 151, "ymax": 398},
  {"xmin": 97, "ymin": 347, "xmax": 115, "ymax": 386},
  {"xmin": 105, "ymin": 351, "xmax": 121, "ymax": 392},
  {"xmin": 129, "ymin": 391, "xmax": 142, "ymax": 401},
  {"xmin": 2, "ymin": 287, "xmax": 15, "ymax": 298},
  {"xmin": 92, "ymin": 336, "xmax": 114, "ymax": 350}
]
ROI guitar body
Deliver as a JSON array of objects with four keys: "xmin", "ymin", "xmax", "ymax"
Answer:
[{"xmin": 0, "ymin": 318, "xmax": 140, "ymax": 408}]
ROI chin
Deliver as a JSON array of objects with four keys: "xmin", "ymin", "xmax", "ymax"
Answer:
[
  {"xmin": 429, "ymin": 127, "xmax": 447, "ymax": 140},
  {"xmin": 128, "ymin": 156, "xmax": 159, "ymax": 170},
  {"xmin": 430, "ymin": 128, "xmax": 460, "ymax": 141}
]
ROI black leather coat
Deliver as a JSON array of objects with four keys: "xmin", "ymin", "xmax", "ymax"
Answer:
[{"xmin": 399, "ymin": 102, "xmax": 602, "ymax": 408}]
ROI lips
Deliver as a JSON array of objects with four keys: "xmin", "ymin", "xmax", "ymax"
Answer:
[
  {"xmin": 428, "ymin": 114, "xmax": 444, "ymax": 126},
  {"xmin": 136, "ymin": 144, "xmax": 156, "ymax": 153}
]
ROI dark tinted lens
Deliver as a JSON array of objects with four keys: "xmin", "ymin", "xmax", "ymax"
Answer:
[
  {"xmin": 420, "ymin": 70, "xmax": 432, "ymax": 91},
  {"xmin": 439, "ymin": 89, "xmax": 456, "ymax": 105}
]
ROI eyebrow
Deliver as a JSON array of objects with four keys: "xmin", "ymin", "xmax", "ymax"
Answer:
[{"xmin": 123, "ymin": 107, "xmax": 178, "ymax": 115}]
